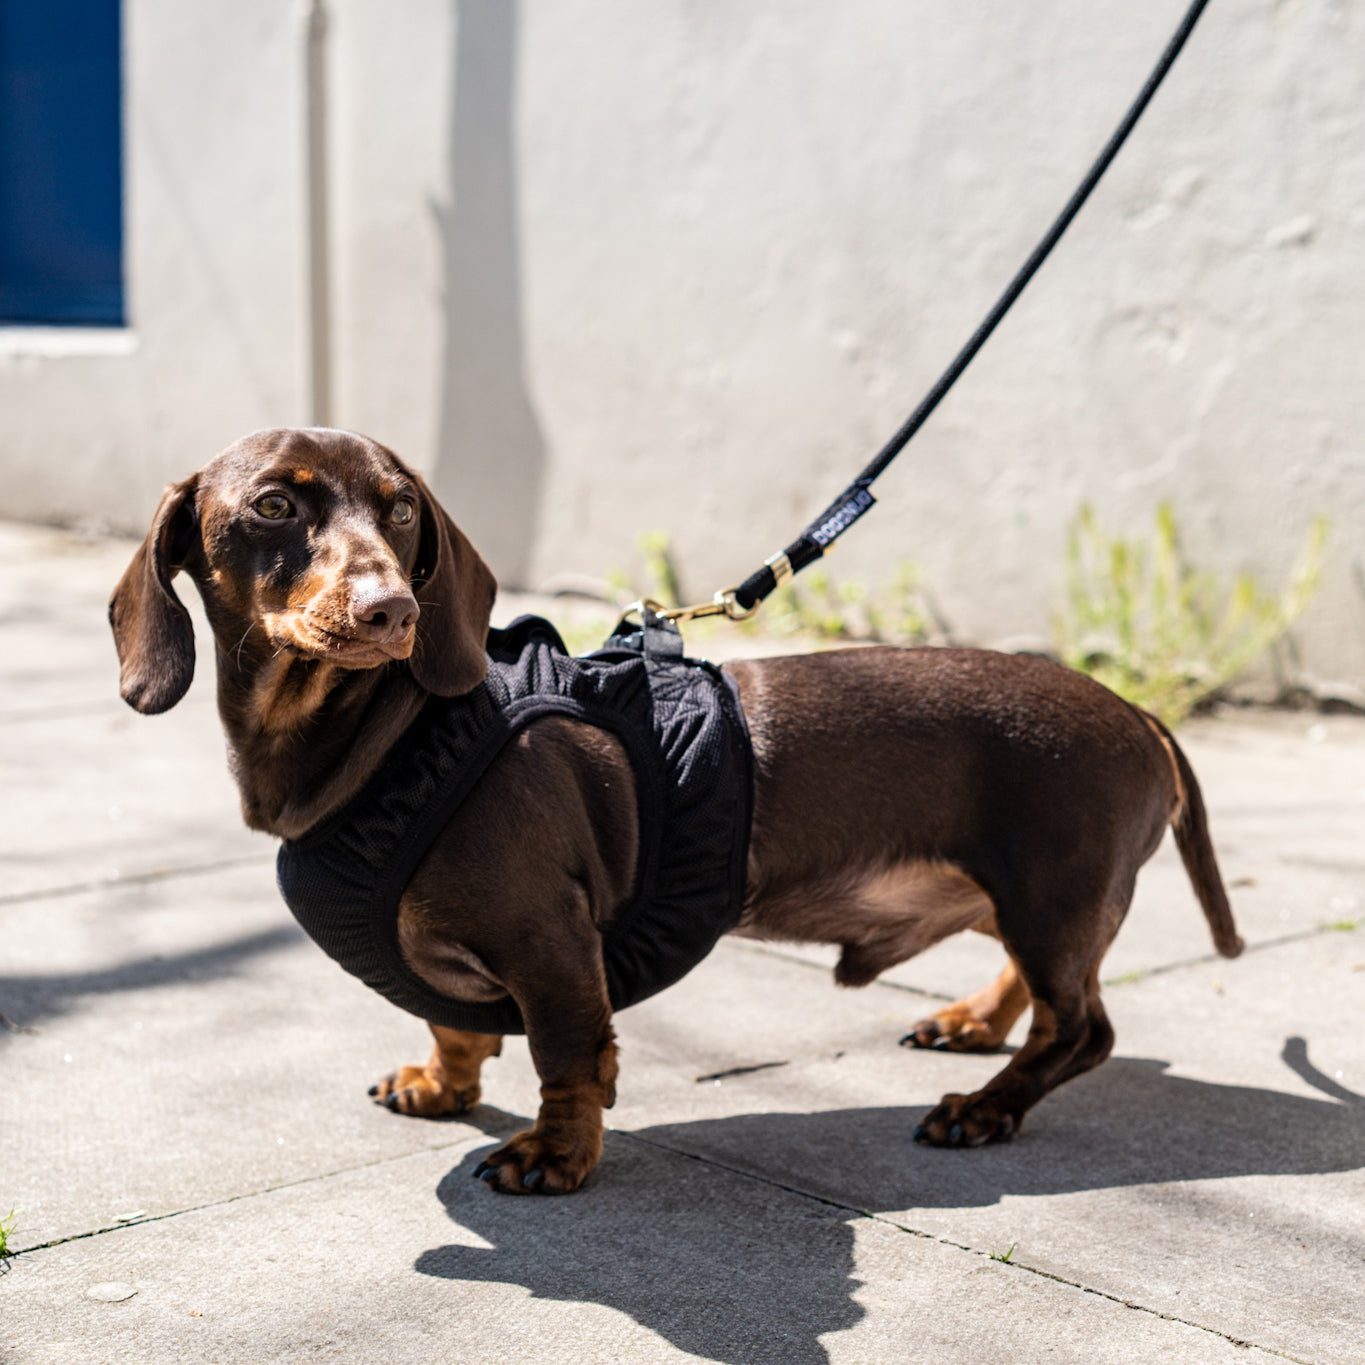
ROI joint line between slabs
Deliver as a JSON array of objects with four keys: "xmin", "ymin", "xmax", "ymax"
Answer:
[
  {"xmin": 4, "ymin": 1137, "xmax": 485, "ymax": 1260},
  {"xmin": 725, "ymin": 939, "xmax": 956, "ymax": 1003},
  {"xmin": 0, "ymin": 698, "xmax": 130, "ymax": 725},
  {"xmin": 731, "ymin": 921, "xmax": 1351, "ymax": 1000},
  {"xmin": 615, "ymin": 1130, "xmax": 1313, "ymax": 1365},
  {"xmin": 0, "ymin": 854, "xmax": 275, "ymax": 908},
  {"xmin": 1101, "ymin": 922, "xmax": 1354, "ymax": 988}
]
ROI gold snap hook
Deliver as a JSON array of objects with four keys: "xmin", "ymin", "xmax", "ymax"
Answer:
[{"xmin": 715, "ymin": 587, "xmax": 760, "ymax": 621}]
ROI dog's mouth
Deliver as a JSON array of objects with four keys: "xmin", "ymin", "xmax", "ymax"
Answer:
[{"xmin": 265, "ymin": 615, "xmax": 416, "ymax": 668}]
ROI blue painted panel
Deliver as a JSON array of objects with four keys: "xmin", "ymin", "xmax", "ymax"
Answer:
[{"xmin": 0, "ymin": 0, "xmax": 124, "ymax": 325}]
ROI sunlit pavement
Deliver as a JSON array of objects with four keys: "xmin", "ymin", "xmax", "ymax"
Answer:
[{"xmin": 2, "ymin": 521, "xmax": 1362, "ymax": 1364}]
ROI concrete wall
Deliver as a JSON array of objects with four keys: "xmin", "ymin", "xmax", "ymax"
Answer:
[{"xmin": 1, "ymin": 0, "xmax": 1362, "ymax": 689}]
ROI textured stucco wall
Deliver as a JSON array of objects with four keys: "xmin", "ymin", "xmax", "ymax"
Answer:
[
  {"xmin": 0, "ymin": 0, "xmax": 1361, "ymax": 688},
  {"xmin": 511, "ymin": 0, "xmax": 1365, "ymax": 690}
]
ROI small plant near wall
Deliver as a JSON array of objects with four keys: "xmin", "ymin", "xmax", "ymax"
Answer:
[
  {"xmin": 585, "ymin": 533, "xmax": 951, "ymax": 654},
  {"xmin": 1053, "ymin": 503, "xmax": 1330, "ymax": 726},
  {"xmin": 758, "ymin": 565, "xmax": 950, "ymax": 649},
  {"xmin": 755, "ymin": 562, "xmax": 950, "ymax": 647},
  {"xmin": 634, "ymin": 530, "xmax": 685, "ymax": 611}
]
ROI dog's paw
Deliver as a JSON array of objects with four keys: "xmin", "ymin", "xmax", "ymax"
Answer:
[
  {"xmin": 912, "ymin": 1092, "xmax": 1019, "ymax": 1148},
  {"xmin": 901, "ymin": 1004, "xmax": 1010, "ymax": 1053},
  {"xmin": 472, "ymin": 1127, "xmax": 601, "ymax": 1195},
  {"xmin": 369, "ymin": 1064, "xmax": 480, "ymax": 1118}
]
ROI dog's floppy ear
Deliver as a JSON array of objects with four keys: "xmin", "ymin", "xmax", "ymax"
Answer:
[
  {"xmin": 403, "ymin": 470, "xmax": 497, "ymax": 697},
  {"xmin": 109, "ymin": 476, "xmax": 200, "ymax": 714}
]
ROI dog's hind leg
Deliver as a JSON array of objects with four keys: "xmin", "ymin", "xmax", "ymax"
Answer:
[
  {"xmin": 912, "ymin": 886, "xmax": 1121, "ymax": 1148},
  {"xmin": 370, "ymin": 1025, "xmax": 503, "ymax": 1117},
  {"xmin": 901, "ymin": 956, "xmax": 1031, "ymax": 1053}
]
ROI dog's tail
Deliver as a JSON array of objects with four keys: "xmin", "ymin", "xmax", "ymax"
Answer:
[{"xmin": 1146, "ymin": 712, "xmax": 1245, "ymax": 959}]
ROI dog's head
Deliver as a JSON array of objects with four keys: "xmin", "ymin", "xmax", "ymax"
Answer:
[{"xmin": 110, "ymin": 428, "xmax": 496, "ymax": 713}]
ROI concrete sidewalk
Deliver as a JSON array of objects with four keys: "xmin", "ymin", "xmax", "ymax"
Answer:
[{"xmin": 1, "ymin": 520, "xmax": 1362, "ymax": 1364}]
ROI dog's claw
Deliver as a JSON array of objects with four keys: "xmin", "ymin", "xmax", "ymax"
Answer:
[
  {"xmin": 367, "ymin": 1083, "xmax": 380, "ymax": 1096},
  {"xmin": 473, "ymin": 1160, "xmax": 496, "ymax": 1182},
  {"xmin": 913, "ymin": 1123, "xmax": 929, "ymax": 1143},
  {"xmin": 931, "ymin": 1035, "xmax": 952, "ymax": 1050},
  {"xmin": 522, "ymin": 1168, "xmax": 545, "ymax": 1191},
  {"xmin": 949, "ymin": 1123, "xmax": 965, "ymax": 1145}
]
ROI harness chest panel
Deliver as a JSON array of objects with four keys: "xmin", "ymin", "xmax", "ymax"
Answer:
[{"xmin": 275, "ymin": 616, "xmax": 753, "ymax": 1034}]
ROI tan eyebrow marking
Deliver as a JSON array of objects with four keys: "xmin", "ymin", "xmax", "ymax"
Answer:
[
  {"xmin": 378, "ymin": 479, "xmax": 396, "ymax": 500},
  {"xmin": 292, "ymin": 468, "xmax": 315, "ymax": 484}
]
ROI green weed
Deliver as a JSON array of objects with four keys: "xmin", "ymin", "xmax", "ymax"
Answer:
[
  {"xmin": 572, "ymin": 531, "xmax": 948, "ymax": 655},
  {"xmin": 1054, "ymin": 503, "xmax": 1329, "ymax": 726},
  {"xmin": 989, "ymin": 1242, "xmax": 1017, "ymax": 1264},
  {"xmin": 754, "ymin": 563, "xmax": 944, "ymax": 647},
  {"xmin": 555, "ymin": 618, "xmax": 619, "ymax": 657},
  {"xmin": 553, "ymin": 532, "xmax": 686, "ymax": 656},
  {"xmin": 1105, "ymin": 969, "xmax": 1149, "ymax": 987},
  {"xmin": 0, "ymin": 1209, "xmax": 17, "ymax": 1258},
  {"xmin": 634, "ymin": 530, "xmax": 684, "ymax": 611}
]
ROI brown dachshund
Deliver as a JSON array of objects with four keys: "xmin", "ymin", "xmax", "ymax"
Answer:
[{"xmin": 110, "ymin": 427, "xmax": 1243, "ymax": 1194}]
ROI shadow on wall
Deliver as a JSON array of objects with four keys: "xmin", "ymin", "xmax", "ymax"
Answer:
[{"xmin": 430, "ymin": 0, "xmax": 546, "ymax": 590}]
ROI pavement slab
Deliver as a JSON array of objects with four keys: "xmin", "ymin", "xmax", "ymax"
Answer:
[
  {"xmin": 0, "ymin": 1137, "xmax": 1307, "ymax": 1365},
  {"xmin": 1, "ymin": 702, "xmax": 264, "ymax": 899},
  {"xmin": 2, "ymin": 519, "xmax": 1363, "ymax": 1363},
  {"xmin": 617, "ymin": 934, "xmax": 1365, "ymax": 1365},
  {"xmin": 0, "ymin": 862, "xmax": 536, "ymax": 1251},
  {"xmin": 0, "ymin": 524, "xmax": 133, "ymax": 714}
]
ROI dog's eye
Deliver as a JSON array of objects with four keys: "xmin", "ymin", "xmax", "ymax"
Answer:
[
  {"xmin": 254, "ymin": 494, "xmax": 294, "ymax": 520},
  {"xmin": 391, "ymin": 498, "xmax": 415, "ymax": 526}
]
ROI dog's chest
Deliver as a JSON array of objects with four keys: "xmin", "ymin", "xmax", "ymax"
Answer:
[{"xmin": 276, "ymin": 615, "xmax": 754, "ymax": 1033}]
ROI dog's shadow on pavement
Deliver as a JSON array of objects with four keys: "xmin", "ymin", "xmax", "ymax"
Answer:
[
  {"xmin": 417, "ymin": 1044, "xmax": 1364, "ymax": 1364},
  {"xmin": 636, "ymin": 1047, "xmax": 1365, "ymax": 1214},
  {"xmin": 419, "ymin": 1120, "xmax": 866, "ymax": 1364}
]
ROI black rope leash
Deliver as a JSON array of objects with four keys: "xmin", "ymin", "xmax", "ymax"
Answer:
[{"xmin": 650, "ymin": 0, "xmax": 1214, "ymax": 627}]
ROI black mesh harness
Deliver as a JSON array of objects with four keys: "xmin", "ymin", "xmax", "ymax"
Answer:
[{"xmin": 276, "ymin": 615, "xmax": 753, "ymax": 1035}]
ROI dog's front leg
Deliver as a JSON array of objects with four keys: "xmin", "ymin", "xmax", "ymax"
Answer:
[
  {"xmin": 474, "ymin": 974, "xmax": 617, "ymax": 1196},
  {"xmin": 370, "ymin": 1025, "xmax": 503, "ymax": 1116},
  {"xmin": 474, "ymin": 1026, "xmax": 617, "ymax": 1195}
]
